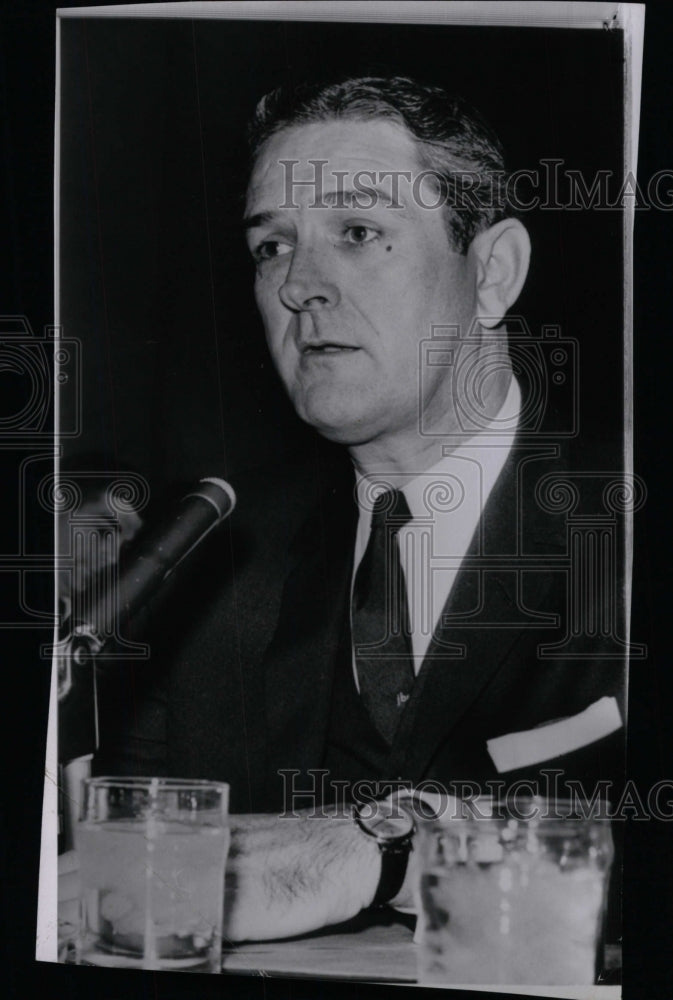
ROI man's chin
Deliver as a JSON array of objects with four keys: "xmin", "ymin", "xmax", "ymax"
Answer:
[{"xmin": 297, "ymin": 401, "xmax": 376, "ymax": 447}]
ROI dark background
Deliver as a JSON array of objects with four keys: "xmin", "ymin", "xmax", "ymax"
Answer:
[{"xmin": 1, "ymin": 3, "xmax": 671, "ymax": 1000}]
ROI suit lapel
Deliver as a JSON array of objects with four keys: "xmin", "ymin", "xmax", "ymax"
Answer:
[
  {"xmin": 262, "ymin": 433, "xmax": 570, "ymax": 792},
  {"xmin": 389, "ymin": 439, "xmax": 568, "ymax": 782},
  {"xmin": 263, "ymin": 463, "xmax": 356, "ymax": 788}
]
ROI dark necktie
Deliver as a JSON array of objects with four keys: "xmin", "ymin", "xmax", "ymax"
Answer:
[{"xmin": 351, "ymin": 489, "xmax": 415, "ymax": 744}]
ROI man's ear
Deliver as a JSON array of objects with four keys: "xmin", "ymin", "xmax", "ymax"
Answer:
[{"xmin": 469, "ymin": 219, "xmax": 531, "ymax": 329}]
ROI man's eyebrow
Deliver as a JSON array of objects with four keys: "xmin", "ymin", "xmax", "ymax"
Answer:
[
  {"xmin": 321, "ymin": 188, "xmax": 408, "ymax": 212},
  {"xmin": 243, "ymin": 187, "xmax": 410, "ymax": 230}
]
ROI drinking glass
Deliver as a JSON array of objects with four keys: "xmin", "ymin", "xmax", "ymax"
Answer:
[
  {"xmin": 415, "ymin": 796, "xmax": 613, "ymax": 986},
  {"xmin": 76, "ymin": 777, "xmax": 229, "ymax": 972}
]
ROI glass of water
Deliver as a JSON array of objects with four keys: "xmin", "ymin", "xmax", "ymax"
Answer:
[
  {"xmin": 415, "ymin": 796, "xmax": 613, "ymax": 986},
  {"xmin": 75, "ymin": 777, "xmax": 229, "ymax": 972}
]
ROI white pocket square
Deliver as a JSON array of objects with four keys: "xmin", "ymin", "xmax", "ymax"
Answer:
[{"xmin": 486, "ymin": 696, "xmax": 623, "ymax": 774}]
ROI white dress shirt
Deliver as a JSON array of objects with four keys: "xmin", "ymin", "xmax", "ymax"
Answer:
[{"xmin": 352, "ymin": 376, "xmax": 521, "ymax": 676}]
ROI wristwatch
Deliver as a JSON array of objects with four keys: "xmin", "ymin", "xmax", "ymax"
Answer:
[{"xmin": 353, "ymin": 796, "xmax": 416, "ymax": 906}]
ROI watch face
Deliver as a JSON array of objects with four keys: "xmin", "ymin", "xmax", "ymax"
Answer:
[{"xmin": 359, "ymin": 801, "xmax": 414, "ymax": 841}]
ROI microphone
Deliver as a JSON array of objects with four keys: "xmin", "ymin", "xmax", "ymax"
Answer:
[
  {"xmin": 66, "ymin": 476, "xmax": 236, "ymax": 661},
  {"xmin": 57, "ymin": 476, "xmax": 236, "ymax": 793}
]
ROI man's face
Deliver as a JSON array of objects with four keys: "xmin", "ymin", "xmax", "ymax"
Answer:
[{"xmin": 245, "ymin": 119, "xmax": 479, "ymax": 448}]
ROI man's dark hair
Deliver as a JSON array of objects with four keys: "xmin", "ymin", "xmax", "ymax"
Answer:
[{"xmin": 247, "ymin": 75, "xmax": 513, "ymax": 254}]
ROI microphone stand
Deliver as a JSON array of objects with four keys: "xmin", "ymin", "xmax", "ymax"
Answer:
[{"xmin": 57, "ymin": 616, "xmax": 139, "ymax": 852}]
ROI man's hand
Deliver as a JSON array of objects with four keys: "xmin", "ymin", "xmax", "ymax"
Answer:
[{"xmin": 223, "ymin": 811, "xmax": 382, "ymax": 942}]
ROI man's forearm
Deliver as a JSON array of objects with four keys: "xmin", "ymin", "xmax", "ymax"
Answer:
[{"xmin": 224, "ymin": 810, "xmax": 382, "ymax": 942}]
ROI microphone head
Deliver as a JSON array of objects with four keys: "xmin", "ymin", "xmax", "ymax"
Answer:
[{"xmin": 190, "ymin": 477, "xmax": 237, "ymax": 522}]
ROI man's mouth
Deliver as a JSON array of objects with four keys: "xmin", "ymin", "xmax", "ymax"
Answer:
[{"xmin": 302, "ymin": 343, "xmax": 360, "ymax": 355}]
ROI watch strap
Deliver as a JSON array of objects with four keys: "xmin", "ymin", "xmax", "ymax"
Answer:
[
  {"xmin": 354, "ymin": 800, "xmax": 415, "ymax": 907},
  {"xmin": 370, "ymin": 836, "xmax": 413, "ymax": 906}
]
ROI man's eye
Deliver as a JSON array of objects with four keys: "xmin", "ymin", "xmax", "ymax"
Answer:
[
  {"xmin": 343, "ymin": 225, "xmax": 379, "ymax": 246},
  {"xmin": 253, "ymin": 240, "xmax": 293, "ymax": 262}
]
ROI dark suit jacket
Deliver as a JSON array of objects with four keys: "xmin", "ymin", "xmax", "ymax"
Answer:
[{"xmin": 94, "ymin": 434, "xmax": 627, "ymax": 818}]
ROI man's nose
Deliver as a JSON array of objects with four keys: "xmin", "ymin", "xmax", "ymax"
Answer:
[{"xmin": 278, "ymin": 246, "xmax": 340, "ymax": 312}]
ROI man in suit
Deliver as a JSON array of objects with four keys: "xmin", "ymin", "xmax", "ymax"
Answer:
[{"xmin": 89, "ymin": 77, "xmax": 626, "ymax": 943}]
